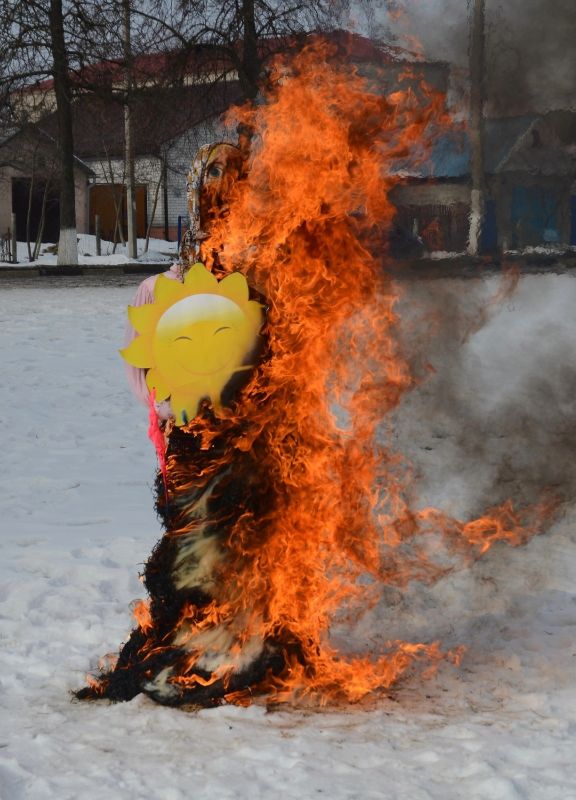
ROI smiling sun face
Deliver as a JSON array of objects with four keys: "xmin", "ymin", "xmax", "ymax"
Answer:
[{"xmin": 121, "ymin": 263, "xmax": 264, "ymax": 426}]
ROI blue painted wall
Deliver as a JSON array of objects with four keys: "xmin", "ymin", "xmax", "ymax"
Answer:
[{"xmin": 510, "ymin": 186, "xmax": 559, "ymax": 248}]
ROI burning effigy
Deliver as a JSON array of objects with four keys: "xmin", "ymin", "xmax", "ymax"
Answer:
[{"xmin": 78, "ymin": 42, "xmax": 556, "ymax": 708}]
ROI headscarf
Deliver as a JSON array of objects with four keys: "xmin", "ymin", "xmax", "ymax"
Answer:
[{"xmin": 179, "ymin": 142, "xmax": 244, "ymax": 268}]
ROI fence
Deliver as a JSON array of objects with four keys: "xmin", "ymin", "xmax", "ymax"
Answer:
[
  {"xmin": 0, "ymin": 212, "xmax": 176, "ymax": 265},
  {"xmin": 0, "ymin": 216, "xmax": 18, "ymax": 263}
]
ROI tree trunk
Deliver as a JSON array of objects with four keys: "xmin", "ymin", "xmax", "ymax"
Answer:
[
  {"xmin": 102, "ymin": 153, "xmax": 126, "ymax": 252},
  {"xmin": 48, "ymin": 0, "xmax": 78, "ymax": 266},
  {"xmin": 124, "ymin": 0, "xmax": 137, "ymax": 260},
  {"xmin": 240, "ymin": 0, "xmax": 260, "ymax": 100},
  {"xmin": 26, "ymin": 160, "xmax": 35, "ymax": 262},
  {"xmin": 33, "ymin": 178, "xmax": 51, "ymax": 261}
]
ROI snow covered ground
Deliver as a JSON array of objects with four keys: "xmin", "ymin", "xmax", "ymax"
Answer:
[
  {"xmin": 0, "ymin": 235, "xmax": 178, "ymax": 268},
  {"xmin": 1, "ymin": 271, "xmax": 576, "ymax": 800}
]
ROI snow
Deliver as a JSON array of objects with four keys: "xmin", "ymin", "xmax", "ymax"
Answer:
[
  {"xmin": 427, "ymin": 249, "xmax": 465, "ymax": 259},
  {"xmin": 507, "ymin": 245, "xmax": 576, "ymax": 257},
  {"xmin": 1, "ymin": 272, "xmax": 576, "ymax": 799},
  {"xmin": 0, "ymin": 235, "xmax": 178, "ymax": 268}
]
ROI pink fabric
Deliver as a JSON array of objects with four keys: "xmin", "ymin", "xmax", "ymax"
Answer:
[
  {"xmin": 124, "ymin": 263, "xmax": 181, "ymax": 420},
  {"xmin": 148, "ymin": 388, "xmax": 168, "ymax": 496}
]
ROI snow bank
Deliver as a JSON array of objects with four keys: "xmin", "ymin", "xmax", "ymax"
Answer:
[{"xmin": 0, "ymin": 234, "xmax": 178, "ymax": 269}]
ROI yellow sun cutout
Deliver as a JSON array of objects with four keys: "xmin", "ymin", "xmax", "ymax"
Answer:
[{"xmin": 121, "ymin": 262, "xmax": 264, "ymax": 426}]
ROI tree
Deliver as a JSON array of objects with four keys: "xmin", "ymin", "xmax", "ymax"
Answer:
[
  {"xmin": 0, "ymin": 0, "xmax": 355, "ymax": 263},
  {"xmin": 171, "ymin": 0, "xmax": 334, "ymax": 99},
  {"xmin": 73, "ymin": 0, "xmax": 340, "ymax": 256},
  {"xmin": 0, "ymin": 0, "xmax": 107, "ymax": 265},
  {"xmin": 48, "ymin": 0, "xmax": 78, "ymax": 264},
  {"xmin": 0, "ymin": 0, "xmax": 191, "ymax": 262}
]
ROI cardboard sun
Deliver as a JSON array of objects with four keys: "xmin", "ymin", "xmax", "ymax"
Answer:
[{"xmin": 121, "ymin": 263, "xmax": 264, "ymax": 426}]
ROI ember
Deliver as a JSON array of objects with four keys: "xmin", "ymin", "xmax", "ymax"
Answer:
[{"xmin": 78, "ymin": 42, "xmax": 556, "ymax": 709}]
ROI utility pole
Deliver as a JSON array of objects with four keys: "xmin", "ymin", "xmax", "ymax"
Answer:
[
  {"xmin": 123, "ymin": 0, "xmax": 137, "ymax": 260},
  {"xmin": 467, "ymin": 0, "xmax": 486, "ymax": 256}
]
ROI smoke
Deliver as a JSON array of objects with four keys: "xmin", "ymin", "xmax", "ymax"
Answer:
[
  {"xmin": 393, "ymin": 272, "xmax": 576, "ymax": 520},
  {"xmin": 484, "ymin": 0, "xmax": 576, "ymax": 115},
  {"xmin": 330, "ymin": 272, "xmax": 576, "ymax": 661},
  {"xmin": 346, "ymin": 0, "xmax": 576, "ymax": 115}
]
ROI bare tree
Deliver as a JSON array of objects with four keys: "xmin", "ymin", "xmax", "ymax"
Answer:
[
  {"xmin": 0, "ymin": 0, "xmax": 346, "ymax": 264},
  {"xmin": 0, "ymin": 0, "xmax": 111, "ymax": 265},
  {"xmin": 164, "ymin": 0, "xmax": 335, "ymax": 99}
]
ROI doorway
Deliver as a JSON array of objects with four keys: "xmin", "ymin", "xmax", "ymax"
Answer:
[{"xmin": 89, "ymin": 184, "xmax": 148, "ymax": 242}]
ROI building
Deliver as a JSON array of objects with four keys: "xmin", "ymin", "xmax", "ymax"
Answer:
[
  {"xmin": 0, "ymin": 80, "xmax": 243, "ymax": 247},
  {"xmin": 65, "ymin": 82, "xmax": 244, "ymax": 242},
  {"xmin": 0, "ymin": 32, "xmax": 453, "ymax": 251},
  {"xmin": 391, "ymin": 112, "xmax": 576, "ymax": 253},
  {"xmin": 0, "ymin": 125, "xmax": 92, "ymax": 246}
]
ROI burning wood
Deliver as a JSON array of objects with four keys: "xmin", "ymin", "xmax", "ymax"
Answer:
[{"xmin": 77, "ymin": 41, "xmax": 557, "ymax": 709}]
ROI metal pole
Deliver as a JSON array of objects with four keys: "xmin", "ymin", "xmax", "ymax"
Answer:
[
  {"xmin": 11, "ymin": 212, "xmax": 17, "ymax": 263},
  {"xmin": 162, "ymin": 155, "xmax": 169, "ymax": 241}
]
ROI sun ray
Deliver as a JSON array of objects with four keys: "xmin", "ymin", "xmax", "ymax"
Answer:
[
  {"xmin": 183, "ymin": 262, "xmax": 221, "ymax": 294},
  {"xmin": 128, "ymin": 303, "xmax": 162, "ymax": 335},
  {"xmin": 154, "ymin": 274, "xmax": 189, "ymax": 305},
  {"xmin": 171, "ymin": 388, "xmax": 204, "ymax": 427},
  {"xmin": 245, "ymin": 301, "xmax": 264, "ymax": 329},
  {"xmin": 145, "ymin": 368, "xmax": 172, "ymax": 401},
  {"xmin": 218, "ymin": 272, "xmax": 250, "ymax": 304},
  {"xmin": 120, "ymin": 334, "xmax": 155, "ymax": 368}
]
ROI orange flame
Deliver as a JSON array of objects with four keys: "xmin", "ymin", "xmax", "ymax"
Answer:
[
  {"xmin": 421, "ymin": 217, "xmax": 443, "ymax": 252},
  {"xmin": 143, "ymin": 43, "xmax": 556, "ymax": 706},
  {"xmin": 132, "ymin": 599, "xmax": 153, "ymax": 634}
]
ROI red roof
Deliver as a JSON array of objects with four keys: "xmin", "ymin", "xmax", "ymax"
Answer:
[{"xmin": 18, "ymin": 31, "xmax": 416, "ymax": 95}]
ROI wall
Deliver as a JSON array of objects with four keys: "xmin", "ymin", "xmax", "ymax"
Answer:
[
  {"xmin": 163, "ymin": 119, "xmax": 225, "ymax": 235},
  {"xmin": 491, "ymin": 174, "xmax": 572, "ymax": 251},
  {"xmin": 84, "ymin": 124, "xmax": 225, "ymax": 242},
  {"xmin": 391, "ymin": 182, "xmax": 470, "ymax": 207},
  {"xmin": 0, "ymin": 166, "xmax": 17, "ymax": 238},
  {"xmin": 85, "ymin": 154, "xmax": 163, "ymax": 238},
  {"xmin": 390, "ymin": 181, "xmax": 471, "ymax": 253}
]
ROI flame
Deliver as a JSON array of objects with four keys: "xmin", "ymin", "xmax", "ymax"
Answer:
[
  {"xmin": 135, "ymin": 43, "xmax": 556, "ymax": 706},
  {"xmin": 421, "ymin": 217, "xmax": 443, "ymax": 252},
  {"xmin": 132, "ymin": 599, "xmax": 153, "ymax": 634}
]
